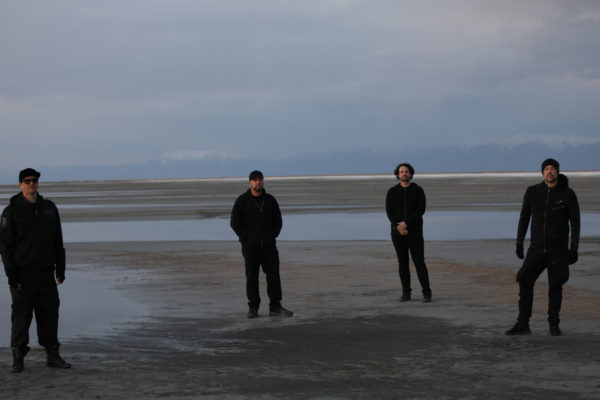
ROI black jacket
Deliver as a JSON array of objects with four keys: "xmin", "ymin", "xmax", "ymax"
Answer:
[
  {"xmin": 517, "ymin": 174, "xmax": 580, "ymax": 251},
  {"xmin": 385, "ymin": 182, "xmax": 426, "ymax": 236},
  {"xmin": 0, "ymin": 193, "xmax": 66, "ymax": 284},
  {"xmin": 230, "ymin": 189, "xmax": 282, "ymax": 247}
]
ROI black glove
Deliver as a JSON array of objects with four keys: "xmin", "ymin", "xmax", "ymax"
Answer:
[
  {"xmin": 568, "ymin": 248, "xmax": 578, "ymax": 264},
  {"xmin": 516, "ymin": 244, "xmax": 524, "ymax": 259},
  {"xmin": 8, "ymin": 276, "xmax": 19, "ymax": 289}
]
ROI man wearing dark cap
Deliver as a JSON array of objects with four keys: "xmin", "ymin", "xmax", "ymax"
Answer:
[
  {"xmin": 230, "ymin": 170, "xmax": 293, "ymax": 318},
  {"xmin": 506, "ymin": 158, "xmax": 580, "ymax": 336},
  {"xmin": 0, "ymin": 168, "xmax": 71, "ymax": 372},
  {"xmin": 386, "ymin": 163, "xmax": 432, "ymax": 303}
]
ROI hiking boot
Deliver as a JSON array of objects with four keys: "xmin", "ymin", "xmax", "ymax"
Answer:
[
  {"xmin": 505, "ymin": 322, "xmax": 531, "ymax": 336},
  {"xmin": 269, "ymin": 306, "xmax": 293, "ymax": 317},
  {"xmin": 247, "ymin": 308, "xmax": 259, "ymax": 319},
  {"xmin": 11, "ymin": 346, "xmax": 29, "ymax": 373},
  {"xmin": 45, "ymin": 345, "xmax": 71, "ymax": 369},
  {"xmin": 549, "ymin": 324, "xmax": 562, "ymax": 336}
]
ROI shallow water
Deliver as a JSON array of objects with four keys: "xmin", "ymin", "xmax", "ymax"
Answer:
[
  {"xmin": 0, "ymin": 269, "xmax": 149, "ymax": 347},
  {"xmin": 61, "ymin": 211, "xmax": 600, "ymax": 242}
]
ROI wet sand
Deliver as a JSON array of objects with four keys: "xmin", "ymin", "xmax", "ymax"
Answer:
[
  {"xmin": 2, "ymin": 172, "xmax": 597, "ymax": 222},
  {"xmin": 0, "ymin": 174, "xmax": 599, "ymax": 399}
]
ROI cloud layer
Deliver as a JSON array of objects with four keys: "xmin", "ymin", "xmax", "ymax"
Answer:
[{"xmin": 1, "ymin": 1, "xmax": 599, "ymax": 171}]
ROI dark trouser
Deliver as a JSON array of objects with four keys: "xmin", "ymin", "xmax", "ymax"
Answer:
[
  {"xmin": 10, "ymin": 276, "xmax": 60, "ymax": 350},
  {"xmin": 516, "ymin": 246, "xmax": 569, "ymax": 325},
  {"xmin": 391, "ymin": 231, "xmax": 431, "ymax": 296},
  {"xmin": 242, "ymin": 244, "xmax": 282, "ymax": 310}
]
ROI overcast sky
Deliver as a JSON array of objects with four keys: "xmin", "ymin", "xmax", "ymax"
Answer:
[{"xmin": 1, "ymin": 0, "xmax": 599, "ymax": 169}]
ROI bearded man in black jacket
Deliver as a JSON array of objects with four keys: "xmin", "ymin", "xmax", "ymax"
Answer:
[
  {"xmin": 0, "ymin": 168, "xmax": 71, "ymax": 373},
  {"xmin": 230, "ymin": 170, "xmax": 293, "ymax": 319},
  {"xmin": 386, "ymin": 163, "xmax": 432, "ymax": 303},
  {"xmin": 506, "ymin": 158, "xmax": 580, "ymax": 336}
]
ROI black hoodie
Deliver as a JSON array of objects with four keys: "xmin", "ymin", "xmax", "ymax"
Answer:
[
  {"xmin": 0, "ymin": 193, "xmax": 66, "ymax": 283},
  {"xmin": 517, "ymin": 174, "xmax": 580, "ymax": 252},
  {"xmin": 230, "ymin": 189, "xmax": 282, "ymax": 247}
]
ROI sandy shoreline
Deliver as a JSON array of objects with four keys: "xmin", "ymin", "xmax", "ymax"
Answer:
[{"xmin": 1, "ymin": 238, "xmax": 599, "ymax": 399}]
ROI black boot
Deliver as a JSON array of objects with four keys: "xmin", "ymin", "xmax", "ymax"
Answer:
[
  {"xmin": 548, "ymin": 317, "xmax": 561, "ymax": 336},
  {"xmin": 400, "ymin": 291, "xmax": 411, "ymax": 302},
  {"xmin": 11, "ymin": 346, "xmax": 29, "ymax": 373},
  {"xmin": 549, "ymin": 323, "xmax": 562, "ymax": 336},
  {"xmin": 45, "ymin": 344, "xmax": 71, "ymax": 369},
  {"xmin": 422, "ymin": 290, "xmax": 432, "ymax": 303},
  {"xmin": 505, "ymin": 321, "xmax": 531, "ymax": 335}
]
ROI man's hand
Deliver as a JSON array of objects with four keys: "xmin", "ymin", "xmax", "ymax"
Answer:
[
  {"xmin": 568, "ymin": 248, "xmax": 578, "ymax": 264},
  {"xmin": 56, "ymin": 276, "xmax": 65, "ymax": 285},
  {"xmin": 396, "ymin": 222, "xmax": 408, "ymax": 236},
  {"xmin": 516, "ymin": 244, "xmax": 524, "ymax": 259},
  {"xmin": 8, "ymin": 276, "xmax": 20, "ymax": 289}
]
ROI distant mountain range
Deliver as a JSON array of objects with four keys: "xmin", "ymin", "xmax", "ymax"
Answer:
[{"xmin": 1, "ymin": 141, "xmax": 599, "ymax": 183}]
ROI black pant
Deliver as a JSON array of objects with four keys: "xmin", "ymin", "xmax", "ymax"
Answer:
[
  {"xmin": 391, "ymin": 231, "xmax": 431, "ymax": 295},
  {"xmin": 242, "ymin": 244, "xmax": 282, "ymax": 310},
  {"xmin": 516, "ymin": 246, "xmax": 569, "ymax": 325},
  {"xmin": 10, "ymin": 277, "xmax": 60, "ymax": 349}
]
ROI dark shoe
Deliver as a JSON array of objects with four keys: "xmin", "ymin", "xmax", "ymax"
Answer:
[
  {"xmin": 549, "ymin": 324, "xmax": 562, "ymax": 336},
  {"xmin": 422, "ymin": 295, "xmax": 432, "ymax": 303},
  {"xmin": 269, "ymin": 306, "xmax": 293, "ymax": 317},
  {"xmin": 247, "ymin": 308, "xmax": 259, "ymax": 319},
  {"xmin": 400, "ymin": 292, "xmax": 411, "ymax": 302},
  {"xmin": 505, "ymin": 322, "xmax": 531, "ymax": 336},
  {"xmin": 11, "ymin": 346, "xmax": 29, "ymax": 373},
  {"xmin": 45, "ymin": 344, "xmax": 71, "ymax": 369}
]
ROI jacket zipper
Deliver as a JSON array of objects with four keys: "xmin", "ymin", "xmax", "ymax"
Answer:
[
  {"xmin": 543, "ymin": 187, "xmax": 550, "ymax": 253},
  {"xmin": 254, "ymin": 198, "xmax": 264, "ymax": 247}
]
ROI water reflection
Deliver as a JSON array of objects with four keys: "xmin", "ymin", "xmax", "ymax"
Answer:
[
  {"xmin": 0, "ymin": 269, "xmax": 148, "ymax": 347},
  {"xmin": 62, "ymin": 211, "xmax": 600, "ymax": 242}
]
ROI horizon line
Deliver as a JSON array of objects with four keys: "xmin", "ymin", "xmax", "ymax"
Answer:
[{"xmin": 3, "ymin": 170, "xmax": 596, "ymax": 185}]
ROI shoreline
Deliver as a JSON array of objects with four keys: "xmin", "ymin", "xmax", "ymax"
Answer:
[{"xmin": 2, "ymin": 170, "xmax": 600, "ymax": 185}]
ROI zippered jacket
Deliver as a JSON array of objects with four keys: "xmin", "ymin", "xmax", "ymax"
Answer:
[
  {"xmin": 0, "ymin": 193, "xmax": 66, "ymax": 283},
  {"xmin": 385, "ymin": 182, "xmax": 426, "ymax": 235},
  {"xmin": 517, "ymin": 174, "xmax": 580, "ymax": 251},
  {"xmin": 230, "ymin": 189, "xmax": 282, "ymax": 247}
]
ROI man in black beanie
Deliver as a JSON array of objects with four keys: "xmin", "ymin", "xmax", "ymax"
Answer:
[
  {"xmin": 230, "ymin": 170, "xmax": 293, "ymax": 318},
  {"xmin": 506, "ymin": 158, "xmax": 580, "ymax": 336},
  {"xmin": 0, "ymin": 168, "xmax": 71, "ymax": 372}
]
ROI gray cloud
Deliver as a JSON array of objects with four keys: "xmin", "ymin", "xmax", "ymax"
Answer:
[{"xmin": 1, "ymin": 0, "xmax": 599, "ymax": 170}]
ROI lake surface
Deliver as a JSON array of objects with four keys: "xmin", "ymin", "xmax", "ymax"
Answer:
[{"xmin": 62, "ymin": 211, "xmax": 600, "ymax": 242}]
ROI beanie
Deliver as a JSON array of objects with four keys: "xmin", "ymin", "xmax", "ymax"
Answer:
[
  {"xmin": 249, "ymin": 170, "xmax": 264, "ymax": 180},
  {"xmin": 541, "ymin": 158, "xmax": 559, "ymax": 174}
]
